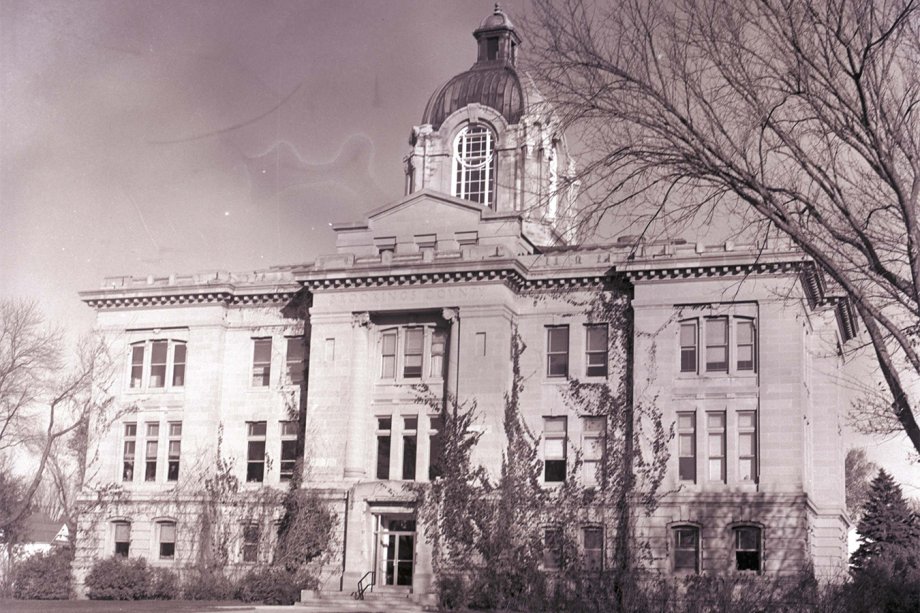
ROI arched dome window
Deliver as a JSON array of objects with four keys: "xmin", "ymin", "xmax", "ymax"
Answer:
[{"xmin": 452, "ymin": 124, "xmax": 495, "ymax": 208}]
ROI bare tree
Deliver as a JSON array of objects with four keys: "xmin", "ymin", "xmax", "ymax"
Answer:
[
  {"xmin": 845, "ymin": 448, "xmax": 880, "ymax": 519},
  {"xmin": 527, "ymin": 0, "xmax": 920, "ymax": 454},
  {"xmin": 0, "ymin": 299, "xmax": 114, "ymax": 536}
]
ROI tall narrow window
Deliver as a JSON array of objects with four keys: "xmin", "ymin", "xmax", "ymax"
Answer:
[
  {"xmin": 707, "ymin": 412, "xmax": 726, "ymax": 483},
  {"xmin": 280, "ymin": 421, "xmax": 298, "ymax": 482},
  {"xmin": 402, "ymin": 416, "xmax": 418, "ymax": 480},
  {"xmin": 544, "ymin": 417, "xmax": 567, "ymax": 482},
  {"xmin": 381, "ymin": 331, "xmax": 397, "ymax": 379},
  {"xmin": 543, "ymin": 527, "xmax": 563, "ymax": 569},
  {"xmin": 171, "ymin": 343, "xmax": 186, "ymax": 387},
  {"xmin": 159, "ymin": 522, "xmax": 176, "ymax": 560},
  {"xmin": 583, "ymin": 527, "xmax": 604, "ymax": 571},
  {"xmin": 376, "ymin": 417, "xmax": 392, "ymax": 480},
  {"xmin": 122, "ymin": 423, "xmax": 136, "ymax": 482},
  {"xmin": 251, "ymin": 338, "xmax": 272, "ymax": 387},
  {"xmin": 452, "ymin": 124, "xmax": 495, "ymax": 208},
  {"xmin": 582, "ymin": 416, "xmax": 605, "ymax": 487},
  {"xmin": 734, "ymin": 526, "xmax": 762, "ymax": 572},
  {"xmin": 546, "ymin": 326, "xmax": 570, "ymax": 377},
  {"xmin": 148, "ymin": 340, "xmax": 168, "ymax": 388},
  {"xmin": 736, "ymin": 319, "xmax": 756, "ymax": 371},
  {"xmin": 705, "ymin": 317, "xmax": 728, "ymax": 372},
  {"xmin": 430, "ymin": 329, "xmax": 447, "ymax": 378},
  {"xmin": 677, "ymin": 412, "xmax": 697, "ymax": 482},
  {"xmin": 429, "ymin": 416, "xmax": 444, "ymax": 480},
  {"xmin": 585, "ymin": 325, "xmax": 608, "ymax": 377},
  {"xmin": 130, "ymin": 346, "xmax": 144, "ymax": 388},
  {"xmin": 114, "ymin": 521, "xmax": 131, "ymax": 557},
  {"xmin": 246, "ymin": 421, "xmax": 266, "ymax": 483},
  {"xmin": 145, "ymin": 423, "xmax": 159, "ymax": 482},
  {"xmin": 738, "ymin": 411, "xmax": 757, "ymax": 482},
  {"xmin": 285, "ymin": 338, "xmax": 305, "ymax": 386},
  {"xmin": 167, "ymin": 422, "xmax": 181, "ymax": 482},
  {"xmin": 673, "ymin": 526, "xmax": 699, "ymax": 573},
  {"xmin": 403, "ymin": 329, "xmax": 424, "ymax": 378},
  {"xmin": 242, "ymin": 524, "xmax": 260, "ymax": 563},
  {"xmin": 680, "ymin": 321, "xmax": 698, "ymax": 373}
]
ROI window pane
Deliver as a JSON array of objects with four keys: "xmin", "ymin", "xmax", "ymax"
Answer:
[
  {"xmin": 584, "ymin": 527, "xmax": 603, "ymax": 550},
  {"xmin": 545, "ymin": 460, "xmax": 566, "ymax": 482},
  {"xmin": 405, "ymin": 329, "xmax": 423, "ymax": 353},
  {"xmin": 739, "ymin": 432, "xmax": 755, "ymax": 456},
  {"xmin": 679, "ymin": 433, "xmax": 694, "ymax": 456},
  {"xmin": 247, "ymin": 422, "xmax": 266, "ymax": 437},
  {"xmin": 737, "ymin": 321, "xmax": 753, "ymax": 344},
  {"xmin": 545, "ymin": 438, "xmax": 565, "ymax": 459},
  {"xmin": 281, "ymin": 439, "xmax": 297, "ymax": 460},
  {"xmin": 587, "ymin": 325, "xmax": 607, "ymax": 351},
  {"xmin": 681, "ymin": 348, "xmax": 697, "ymax": 373},
  {"xmin": 678, "ymin": 457, "xmax": 696, "ymax": 481},
  {"xmin": 548, "ymin": 354, "xmax": 569, "ymax": 376},
  {"xmin": 125, "ymin": 423, "xmax": 137, "ymax": 437},
  {"xmin": 150, "ymin": 341, "xmax": 167, "ymax": 388},
  {"xmin": 706, "ymin": 346, "xmax": 727, "ymax": 370},
  {"xmin": 545, "ymin": 418, "xmax": 566, "ymax": 434},
  {"xmin": 376, "ymin": 435, "xmax": 391, "ymax": 479},
  {"xmin": 738, "ymin": 412, "xmax": 756, "ymax": 429},
  {"xmin": 706, "ymin": 318, "xmax": 727, "ymax": 344},
  {"xmin": 169, "ymin": 422, "xmax": 182, "ymax": 437},
  {"xmin": 115, "ymin": 523, "xmax": 130, "ymax": 541},
  {"xmin": 708, "ymin": 433, "xmax": 724, "ymax": 456},
  {"xmin": 131, "ymin": 346, "xmax": 144, "ymax": 388},
  {"xmin": 253, "ymin": 339, "xmax": 271, "ymax": 362},
  {"xmin": 709, "ymin": 458, "xmax": 725, "ymax": 481},
  {"xmin": 382, "ymin": 333, "xmax": 397, "ymax": 355},
  {"xmin": 247, "ymin": 440, "xmax": 265, "ymax": 461},
  {"xmin": 281, "ymin": 421, "xmax": 299, "ymax": 436},
  {"xmin": 680, "ymin": 323, "xmax": 696, "ymax": 346},
  {"xmin": 677, "ymin": 414, "xmax": 694, "ymax": 430},
  {"xmin": 739, "ymin": 458, "xmax": 755, "ymax": 481},
  {"xmin": 146, "ymin": 440, "xmax": 158, "ymax": 456},
  {"xmin": 381, "ymin": 355, "xmax": 395, "ymax": 378},
  {"xmin": 402, "ymin": 435, "xmax": 417, "ymax": 480},
  {"xmin": 168, "ymin": 441, "xmax": 181, "ymax": 457},
  {"xmin": 172, "ymin": 343, "xmax": 186, "ymax": 387},
  {"xmin": 548, "ymin": 327, "xmax": 569, "ymax": 352},
  {"xmin": 160, "ymin": 523, "xmax": 176, "ymax": 542},
  {"xmin": 584, "ymin": 417, "xmax": 605, "ymax": 433},
  {"xmin": 737, "ymin": 527, "xmax": 759, "ymax": 550}
]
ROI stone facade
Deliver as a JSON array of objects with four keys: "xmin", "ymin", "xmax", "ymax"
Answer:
[{"xmin": 74, "ymin": 6, "xmax": 853, "ymax": 599}]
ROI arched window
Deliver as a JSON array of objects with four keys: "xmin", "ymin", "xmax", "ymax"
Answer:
[{"xmin": 452, "ymin": 124, "xmax": 495, "ymax": 208}]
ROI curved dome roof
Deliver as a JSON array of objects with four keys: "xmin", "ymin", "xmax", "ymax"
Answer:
[{"xmin": 422, "ymin": 66, "xmax": 524, "ymax": 131}]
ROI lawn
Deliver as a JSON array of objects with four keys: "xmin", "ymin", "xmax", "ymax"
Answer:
[{"xmin": 0, "ymin": 600, "xmax": 259, "ymax": 613}]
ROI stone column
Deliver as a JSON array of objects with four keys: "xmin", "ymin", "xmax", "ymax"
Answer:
[
  {"xmin": 343, "ymin": 312, "xmax": 371, "ymax": 478},
  {"xmin": 442, "ymin": 308, "xmax": 460, "ymax": 402}
]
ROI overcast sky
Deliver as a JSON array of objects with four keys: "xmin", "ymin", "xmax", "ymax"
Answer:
[{"xmin": 1, "ymin": 0, "xmax": 916, "ymax": 495}]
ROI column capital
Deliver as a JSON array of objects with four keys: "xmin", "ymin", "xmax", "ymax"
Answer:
[
  {"xmin": 351, "ymin": 312, "xmax": 371, "ymax": 328},
  {"xmin": 442, "ymin": 307, "xmax": 460, "ymax": 323}
]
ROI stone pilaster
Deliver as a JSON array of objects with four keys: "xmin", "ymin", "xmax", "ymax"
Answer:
[{"xmin": 343, "ymin": 312, "xmax": 371, "ymax": 478}]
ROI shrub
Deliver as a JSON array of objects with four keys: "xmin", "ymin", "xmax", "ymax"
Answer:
[
  {"xmin": 181, "ymin": 568, "xmax": 236, "ymax": 600},
  {"xmin": 85, "ymin": 556, "xmax": 150, "ymax": 600},
  {"xmin": 12, "ymin": 547, "xmax": 72, "ymax": 599},
  {"xmin": 236, "ymin": 566, "xmax": 302, "ymax": 605},
  {"xmin": 145, "ymin": 567, "xmax": 179, "ymax": 600}
]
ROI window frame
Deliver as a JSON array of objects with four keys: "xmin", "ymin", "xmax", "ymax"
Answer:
[
  {"xmin": 451, "ymin": 123, "xmax": 496, "ymax": 209},
  {"xmin": 127, "ymin": 339, "xmax": 187, "ymax": 391},
  {"xmin": 583, "ymin": 526, "xmax": 604, "ymax": 572},
  {"xmin": 672, "ymin": 525, "xmax": 700, "ymax": 573},
  {"xmin": 251, "ymin": 338, "xmax": 273, "ymax": 388},
  {"xmin": 246, "ymin": 421, "xmax": 267, "ymax": 483},
  {"xmin": 279, "ymin": 421, "xmax": 298, "ymax": 482},
  {"xmin": 585, "ymin": 324, "xmax": 608, "ymax": 378},
  {"xmin": 284, "ymin": 337, "xmax": 306, "ymax": 386},
  {"xmin": 378, "ymin": 326, "xmax": 447, "ymax": 384},
  {"xmin": 705, "ymin": 316, "xmax": 729, "ymax": 372},
  {"xmin": 546, "ymin": 326, "xmax": 570, "ymax": 378},
  {"xmin": 543, "ymin": 526, "xmax": 564, "ymax": 570},
  {"xmin": 113, "ymin": 521, "xmax": 131, "ymax": 557},
  {"xmin": 677, "ymin": 412, "xmax": 697, "ymax": 483},
  {"xmin": 679, "ymin": 321, "xmax": 698, "ymax": 374},
  {"xmin": 543, "ymin": 416, "xmax": 568, "ymax": 483},
  {"xmin": 376, "ymin": 417, "xmax": 392, "ymax": 480},
  {"xmin": 158, "ymin": 521, "xmax": 176, "ymax": 560},
  {"xmin": 707, "ymin": 412, "xmax": 726, "ymax": 483},
  {"xmin": 144, "ymin": 422, "xmax": 159, "ymax": 482},
  {"xmin": 167, "ymin": 422, "xmax": 181, "ymax": 482},
  {"xmin": 733, "ymin": 525, "xmax": 763, "ymax": 573},
  {"xmin": 122, "ymin": 423, "xmax": 137, "ymax": 482},
  {"xmin": 678, "ymin": 314, "xmax": 758, "ymax": 378},
  {"xmin": 242, "ymin": 524, "xmax": 260, "ymax": 563},
  {"xmin": 581, "ymin": 416, "xmax": 606, "ymax": 488},
  {"xmin": 737, "ymin": 411, "xmax": 758, "ymax": 483}
]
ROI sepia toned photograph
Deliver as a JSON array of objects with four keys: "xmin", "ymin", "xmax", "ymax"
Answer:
[{"xmin": 1, "ymin": 1, "xmax": 918, "ymax": 611}]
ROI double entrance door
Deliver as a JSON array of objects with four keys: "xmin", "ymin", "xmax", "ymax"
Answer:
[{"xmin": 375, "ymin": 516, "xmax": 416, "ymax": 590}]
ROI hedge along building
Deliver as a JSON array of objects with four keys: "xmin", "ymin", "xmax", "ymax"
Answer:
[{"xmin": 74, "ymin": 6, "xmax": 853, "ymax": 599}]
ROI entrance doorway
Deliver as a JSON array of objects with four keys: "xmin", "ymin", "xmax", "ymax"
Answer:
[{"xmin": 375, "ymin": 516, "xmax": 416, "ymax": 589}]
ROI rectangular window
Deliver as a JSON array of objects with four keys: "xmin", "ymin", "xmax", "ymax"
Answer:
[
  {"xmin": 280, "ymin": 421, "xmax": 298, "ymax": 482},
  {"xmin": 705, "ymin": 317, "xmax": 728, "ymax": 372},
  {"xmin": 114, "ymin": 522, "xmax": 131, "ymax": 557},
  {"xmin": 122, "ymin": 423, "xmax": 136, "ymax": 482},
  {"xmin": 285, "ymin": 338, "xmax": 305, "ymax": 386},
  {"xmin": 585, "ymin": 325, "xmax": 608, "ymax": 377},
  {"xmin": 430, "ymin": 329, "xmax": 447, "ymax": 378},
  {"xmin": 403, "ymin": 328, "xmax": 423, "ymax": 378},
  {"xmin": 381, "ymin": 332, "xmax": 397, "ymax": 379},
  {"xmin": 582, "ymin": 416, "xmax": 605, "ymax": 487},
  {"xmin": 130, "ymin": 346, "xmax": 144, "ymax": 388},
  {"xmin": 172, "ymin": 343, "xmax": 186, "ymax": 387},
  {"xmin": 145, "ymin": 423, "xmax": 159, "ymax": 482},
  {"xmin": 167, "ymin": 422, "xmax": 181, "ymax": 482},
  {"xmin": 159, "ymin": 522, "xmax": 176, "ymax": 559},
  {"xmin": 738, "ymin": 411, "xmax": 757, "ymax": 482},
  {"xmin": 736, "ymin": 320, "xmax": 755, "ymax": 371},
  {"xmin": 680, "ymin": 322, "xmax": 698, "ymax": 373},
  {"xmin": 546, "ymin": 326, "xmax": 569, "ymax": 377},
  {"xmin": 735, "ymin": 526, "xmax": 761, "ymax": 572},
  {"xmin": 707, "ymin": 412, "xmax": 726, "ymax": 483},
  {"xmin": 402, "ymin": 416, "xmax": 417, "ymax": 480},
  {"xmin": 429, "ymin": 416, "xmax": 444, "ymax": 481},
  {"xmin": 251, "ymin": 338, "xmax": 272, "ymax": 387},
  {"xmin": 673, "ymin": 527, "xmax": 699, "ymax": 572},
  {"xmin": 246, "ymin": 421, "xmax": 266, "ymax": 483},
  {"xmin": 543, "ymin": 528, "xmax": 563, "ymax": 569},
  {"xmin": 583, "ymin": 527, "xmax": 604, "ymax": 571},
  {"xmin": 376, "ymin": 417, "xmax": 392, "ymax": 480},
  {"xmin": 677, "ymin": 412, "xmax": 696, "ymax": 482},
  {"xmin": 242, "ymin": 525, "xmax": 260, "ymax": 563},
  {"xmin": 149, "ymin": 340, "xmax": 168, "ymax": 388},
  {"xmin": 544, "ymin": 417, "xmax": 567, "ymax": 482}
]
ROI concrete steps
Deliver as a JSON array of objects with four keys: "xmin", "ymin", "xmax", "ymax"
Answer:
[{"xmin": 298, "ymin": 590, "xmax": 433, "ymax": 612}]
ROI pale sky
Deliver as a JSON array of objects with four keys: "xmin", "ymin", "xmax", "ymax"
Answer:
[{"xmin": 1, "ymin": 0, "xmax": 916, "ymax": 498}]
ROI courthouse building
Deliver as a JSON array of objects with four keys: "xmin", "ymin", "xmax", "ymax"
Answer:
[{"xmin": 74, "ymin": 6, "xmax": 853, "ymax": 599}]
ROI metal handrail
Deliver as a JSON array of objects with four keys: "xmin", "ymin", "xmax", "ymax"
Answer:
[{"xmin": 352, "ymin": 570, "xmax": 375, "ymax": 600}]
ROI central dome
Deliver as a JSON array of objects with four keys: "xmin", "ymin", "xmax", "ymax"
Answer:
[{"xmin": 421, "ymin": 5, "xmax": 524, "ymax": 130}]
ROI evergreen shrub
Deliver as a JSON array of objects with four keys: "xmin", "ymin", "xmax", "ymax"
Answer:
[
  {"xmin": 12, "ymin": 547, "xmax": 72, "ymax": 599},
  {"xmin": 84, "ymin": 556, "xmax": 178, "ymax": 600}
]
